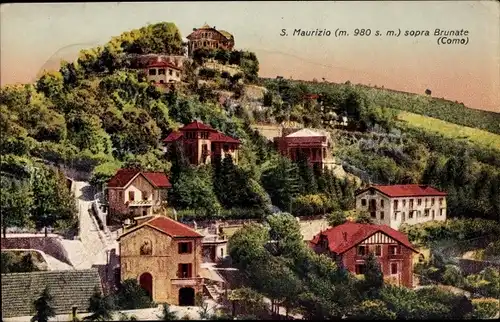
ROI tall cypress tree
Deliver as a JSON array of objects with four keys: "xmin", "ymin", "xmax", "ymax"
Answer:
[
  {"xmin": 364, "ymin": 252, "xmax": 384, "ymax": 298},
  {"xmin": 32, "ymin": 287, "xmax": 56, "ymax": 322},
  {"xmin": 296, "ymin": 152, "xmax": 317, "ymax": 194}
]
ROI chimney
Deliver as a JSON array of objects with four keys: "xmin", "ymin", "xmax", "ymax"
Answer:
[{"xmin": 343, "ymin": 232, "xmax": 348, "ymax": 242}]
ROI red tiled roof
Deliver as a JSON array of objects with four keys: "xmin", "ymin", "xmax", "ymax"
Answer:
[
  {"xmin": 118, "ymin": 216, "xmax": 204, "ymax": 240},
  {"xmin": 146, "ymin": 61, "xmax": 181, "ymax": 70},
  {"xmin": 163, "ymin": 131, "xmax": 184, "ymax": 143},
  {"xmin": 209, "ymin": 132, "xmax": 241, "ymax": 144},
  {"xmin": 182, "ymin": 121, "xmax": 217, "ymax": 131},
  {"xmin": 358, "ymin": 185, "xmax": 447, "ymax": 198},
  {"xmin": 162, "ymin": 122, "xmax": 240, "ymax": 144},
  {"xmin": 107, "ymin": 168, "xmax": 141, "ymax": 188},
  {"xmin": 107, "ymin": 169, "xmax": 171, "ymax": 188},
  {"xmin": 310, "ymin": 221, "xmax": 418, "ymax": 254},
  {"xmin": 142, "ymin": 172, "xmax": 171, "ymax": 188},
  {"xmin": 146, "ymin": 216, "xmax": 203, "ymax": 238}
]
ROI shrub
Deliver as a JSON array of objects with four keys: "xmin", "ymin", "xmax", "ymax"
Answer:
[
  {"xmin": 467, "ymin": 298, "xmax": 500, "ymax": 319},
  {"xmin": 484, "ymin": 240, "xmax": 500, "ymax": 257},
  {"xmin": 349, "ymin": 300, "xmax": 397, "ymax": 320},
  {"xmin": 292, "ymin": 194, "xmax": 337, "ymax": 217},
  {"xmin": 198, "ymin": 68, "xmax": 219, "ymax": 79},
  {"xmin": 327, "ymin": 211, "xmax": 348, "ymax": 227}
]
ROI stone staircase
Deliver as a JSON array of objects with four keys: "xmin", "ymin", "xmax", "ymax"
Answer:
[{"xmin": 204, "ymin": 283, "xmax": 223, "ymax": 301}]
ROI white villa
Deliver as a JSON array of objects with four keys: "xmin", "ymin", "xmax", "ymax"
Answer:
[{"xmin": 355, "ymin": 184, "xmax": 447, "ymax": 230}]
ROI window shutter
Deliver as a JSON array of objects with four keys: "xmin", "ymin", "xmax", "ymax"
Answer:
[
  {"xmin": 188, "ymin": 264, "xmax": 192, "ymax": 278},
  {"xmin": 177, "ymin": 264, "xmax": 182, "ymax": 278}
]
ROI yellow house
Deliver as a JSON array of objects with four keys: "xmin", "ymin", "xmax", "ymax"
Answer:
[
  {"xmin": 117, "ymin": 215, "xmax": 204, "ymax": 306},
  {"xmin": 106, "ymin": 169, "xmax": 172, "ymax": 223}
]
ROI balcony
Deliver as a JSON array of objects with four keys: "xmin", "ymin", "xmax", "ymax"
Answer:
[
  {"xmin": 171, "ymin": 277, "xmax": 204, "ymax": 286},
  {"xmin": 127, "ymin": 200, "xmax": 160, "ymax": 207}
]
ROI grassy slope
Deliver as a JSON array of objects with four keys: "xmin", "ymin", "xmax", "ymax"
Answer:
[{"xmin": 396, "ymin": 111, "xmax": 500, "ymax": 152}]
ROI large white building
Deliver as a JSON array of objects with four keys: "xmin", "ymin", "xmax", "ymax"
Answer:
[{"xmin": 355, "ymin": 184, "xmax": 447, "ymax": 230}]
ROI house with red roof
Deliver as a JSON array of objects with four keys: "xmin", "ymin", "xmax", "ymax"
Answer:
[
  {"xmin": 144, "ymin": 58, "xmax": 182, "ymax": 85},
  {"xmin": 309, "ymin": 221, "xmax": 419, "ymax": 288},
  {"xmin": 355, "ymin": 184, "xmax": 448, "ymax": 230},
  {"xmin": 186, "ymin": 23, "xmax": 235, "ymax": 56},
  {"xmin": 117, "ymin": 215, "xmax": 204, "ymax": 306},
  {"xmin": 273, "ymin": 128, "xmax": 336, "ymax": 169},
  {"xmin": 163, "ymin": 120, "xmax": 241, "ymax": 165},
  {"xmin": 105, "ymin": 169, "xmax": 172, "ymax": 223}
]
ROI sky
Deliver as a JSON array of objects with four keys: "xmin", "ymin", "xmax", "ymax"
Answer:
[{"xmin": 1, "ymin": 1, "xmax": 499, "ymax": 112}]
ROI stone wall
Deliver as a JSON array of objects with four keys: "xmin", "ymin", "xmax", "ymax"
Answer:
[
  {"xmin": 0, "ymin": 235, "xmax": 72, "ymax": 266},
  {"xmin": 458, "ymin": 258, "xmax": 500, "ymax": 275}
]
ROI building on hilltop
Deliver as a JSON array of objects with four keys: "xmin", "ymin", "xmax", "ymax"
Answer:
[
  {"xmin": 355, "ymin": 185, "xmax": 447, "ymax": 230},
  {"xmin": 273, "ymin": 128, "xmax": 337, "ymax": 170},
  {"xmin": 104, "ymin": 169, "xmax": 172, "ymax": 224},
  {"xmin": 186, "ymin": 23, "xmax": 235, "ymax": 56},
  {"xmin": 117, "ymin": 215, "xmax": 204, "ymax": 306},
  {"xmin": 163, "ymin": 120, "xmax": 241, "ymax": 166},
  {"xmin": 309, "ymin": 221, "xmax": 419, "ymax": 288},
  {"xmin": 144, "ymin": 58, "xmax": 182, "ymax": 85}
]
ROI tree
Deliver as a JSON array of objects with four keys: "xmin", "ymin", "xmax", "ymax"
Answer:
[
  {"xmin": 354, "ymin": 211, "xmax": 373, "ymax": 224},
  {"xmin": 114, "ymin": 279, "xmax": 154, "ymax": 310},
  {"xmin": 85, "ymin": 287, "xmax": 114, "ymax": 321},
  {"xmin": 327, "ymin": 211, "xmax": 348, "ymax": 227},
  {"xmin": 0, "ymin": 178, "xmax": 33, "ymax": 238},
  {"xmin": 31, "ymin": 287, "xmax": 56, "ymax": 322},
  {"xmin": 349, "ymin": 300, "xmax": 396, "ymax": 320},
  {"xmin": 158, "ymin": 304, "xmax": 177, "ymax": 321},
  {"xmin": 261, "ymin": 156, "xmax": 300, "ymax": 212},
  {"xmin": 363, "ymin": 252, "xmax": 384, "ymax": 298},
  {"xmin": 295, "ymin": 152, "xmax": 318, "ymax": 194},
  {"xmin": 266, "ymin": 213, "xmax": 303, "ymax": 256}
]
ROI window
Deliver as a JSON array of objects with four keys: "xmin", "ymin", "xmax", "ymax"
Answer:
[
  {"xmin": 220, "ymin": 248, "xmax": 224, "ymax": 258},
  {"xmin": 388, "ymin": 245, "xmax": 401, "ymax": 255},
  {"xmin": 370, "ymin": 212, "xmax": 376, "ymax": 219},
  {"xmin": 178, "ymin": 263, "xmax": 192, "ymax": 278},
  {"xmin": 158, "ymin": 69, "xmax": 166, "ymax": 75},
  {"xmin": 142, "ymin": 210, "xmax": 147, "ymax": 216},
  {"xmin": 375, "ymin": 245, "xmax": 382, "ymax": 256},
  {"xmin": 380, "ymin": 199, "xmax": 384, "ymax": 207},
  {"xmin": 409, "ymin": 199, "xmax": 414, "ymax": 208},
  {"xmin": 439, "ymin": 198, "xmax": 444, "ymax": 206},
  {"xmin": 148, "ymin": 69, "xmax": 156, "ymax": 76},
  {"xmin": 402, "ymin": 199, "xmax": 406, "ymax": 207},
  {"xmin": 128, "ymin": 191, "xmax": 135, "ymax": 201},
  {"xmin": 440, "ymin": 208, "xmax": 445, "ymax": 216},
  {"xmin": 409, "ymin": 211, "xmax": 414, "ymax": 219},
  {"xmin": 159, "ymin": 80, "xmax": 164, "ymax": 84},
  {"xmin": 380, "ymin": 211, "xmax": 385, "ymax": 220},
  {"xmin": 169, "ymin": 69, "xmax": 173, "ymax": 76},
  {"xmin": 390, "ymin": 262, "xmax": 398, "ymax": 275},
  {"xmin": 178, "ymin": 242, "xmax": 193, "ymax": 254},
  {"xmin": 355, "ymin": 264, "xmax": 366, "ymax": 275},
  {"xmin": 394, "ymin": 200, "xmax": 399, "ymax": 210},
  {"xmin": 431, "ymin": 198, "xmax": 435, "ymax": 206},
  {"xmin": 142, "ymin": 191, "xmax": 148, "ymax": 201},
  {"xmin": 402, "ymin": 212, "xmax": 405, "ymax": 222},
  {"xmin": 357, "ymin": 245, "xmax": 367, "ymax": 256},
  {"xmin": 394, "ymin": 212, "xmax": 398, "ymax": 220},
  {"xmin": 118, "ymin": 191, "xmax": 123, "ymax": 200},
  {"xmin": 424, "ymin": 209, "xmax": 430, "ymax": 217},
  {"xmin": 417, "ymin": 198, "xmax": 422, "ymax": 206},
  {"xmin": 361, "ymin": 199, "xmax": 367, "ymax": 206},
  {"xmin": 176, "ymin": 72, "xmax": 180, "ymax": 77}
]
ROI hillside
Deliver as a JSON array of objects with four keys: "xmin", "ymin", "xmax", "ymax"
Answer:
[{"xmin": 1, "ymin": 21, "xmax": 499, "ymax": 230}]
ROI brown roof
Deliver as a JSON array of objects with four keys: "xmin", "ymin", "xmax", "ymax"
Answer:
[
  {"xmin": 182, "ymin": 120, "xmax": 218, "ymax": 131},
  {"xmin": 310, "ymin": 221, "xmax": 418, "ymax": 254},
  {"xmin": 107, "ymin": 169, "xmax": 171, "ymax": 189},
  {"xmin": 117, "ymin": 215, "xmax": 203, "ymax": 241},
  {"xmin": 1, "ymin": 269, "xmax": 102, "ymax": 318},
  {"xmin": 357, "ymin": 185, "xmax": 447, "ymax": 198},
  {"xmin": 163, "ymin": 121, "xmax": 241, "ymax": 144},
  {"xmin": 146, "ymin": 61, "xmax": 181, "ymax": 70}
]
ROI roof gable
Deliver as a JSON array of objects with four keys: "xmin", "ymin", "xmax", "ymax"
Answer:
[
  {"xmin": 310, "ymin": 222, "xmax": 418, "ymax": 254},
  {"xmin": 107, "ymin": 169, "xmax": 171, "ymax": 189},
  {"xmin": 107, "ymin": 168, "xmax": 141, "ymax": 188},
  {"xmin": 118, "ymin": 216, "xmax": 203, "ymax": 241},
  {"xmin": 286, "ymin": 128, "xmax": 324, "ymax": 138}
]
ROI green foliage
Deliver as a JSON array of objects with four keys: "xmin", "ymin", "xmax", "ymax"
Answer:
[
  {"xmin": 261, "ymin": 156, "xmax": 300, "ymax": 212},
  {"xmin": 354, "ymin": 210, "xmax": 373, "ymax": 224},
  {"xmin": 484, "ymin": 240, "xmax": 500, "ymax": 257},
  {"xmin": 349, "ymin": 300, "xmax": 397, "ymax": 320},
  {"xmin": 363, "ymin": 253, "xmax": 384, "ymax": 297},
  {"xmin": 86, "ymin": 287, "xmax": 114, "ymax": 321},
  {"xmin": 113, "ymin": 279, "xmax": 155, "ymax": 310},
  {"xmin": 467, "ymin": 298, "xmax": 500, "ymax": 319},
  {"xmin": 0, "ymin": 177, "xmax": 33, "ymax": 237},
  {"xmin": 1, "ymin": 251, "xmax": 41, "ymax": 273},
  {"xmin": 291, "ymin": 194, "xmax": 337, "ymax": 217},
  {"xmin": 31, "ymin": 287, "xmax": 56, "ymax": 322},
  {"xmin": 327, "ymin": 211, "xmax": 348, "ymax": 227},
  {"xmin": 90, "ymin": 160, "xmax": 123, "ymax": 187}
]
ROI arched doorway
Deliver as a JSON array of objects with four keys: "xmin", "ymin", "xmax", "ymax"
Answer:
[
  {"xmin": 139, "ymin": 272, "xmax": 153, "ymax": 299},
  {"xmin": 179, "ymin": 287, "xmax": 195, "ymax": 306}
]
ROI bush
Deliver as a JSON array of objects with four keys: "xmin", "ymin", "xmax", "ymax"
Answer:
[
  {"xmin": 292, "ymin": 194, "xmax": 337, "ymax": 217},
  {"xmin": 198, "ymin": 68, "xmax": 219, "ymax": 79},
  {"xmin": 484, "ymin": 240, "xmax": 500, "ymax": 257},
  {"xmin": 113, "ymin": 279, "xmax": 155, "ymax": 310},
  {"xmin": 467, "ymin": 298, "xmax": 500, "ymax": 319},
  {"xmin": 327, "ymin": 211, "xmax": 348, "ymax": 227},
  {"xmin": 349, "ymin": 300, "xmax": 397, "ymax": 320}
]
